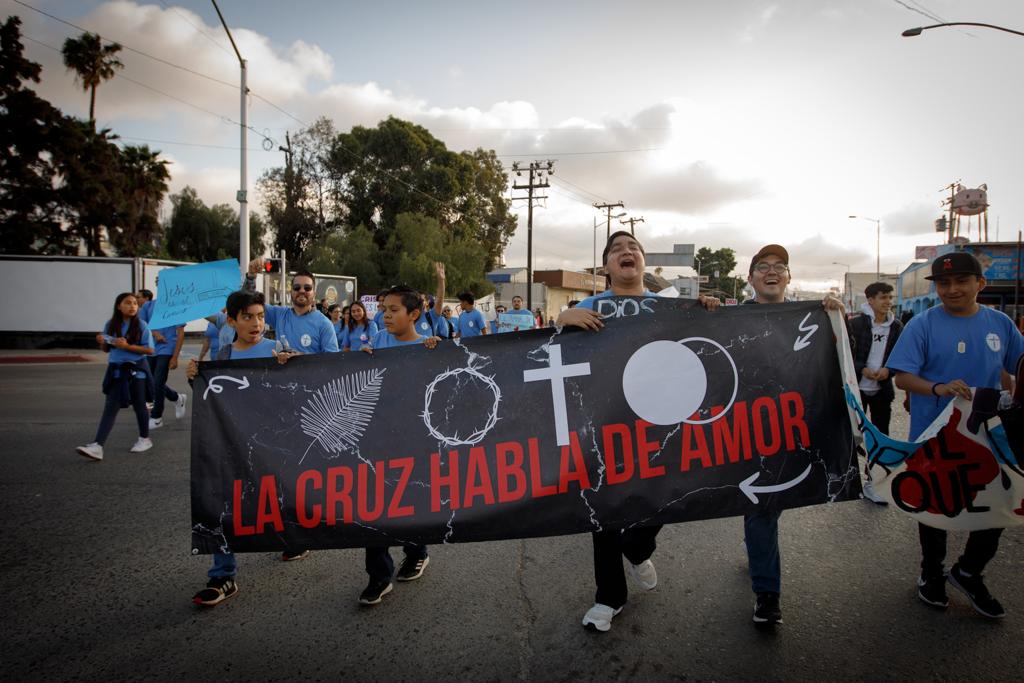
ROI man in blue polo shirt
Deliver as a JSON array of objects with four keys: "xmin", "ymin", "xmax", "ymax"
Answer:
[
  {"xmin": 455, "ymin": 290, "xmax": 488, "ymax": 338},
  {"xmin": 888, "ymin": 251, "xmax": 1024, "ymax": 619},
  {"xmin": 258, "ymin": 268, "xmax": 340, "ymax": 355}
]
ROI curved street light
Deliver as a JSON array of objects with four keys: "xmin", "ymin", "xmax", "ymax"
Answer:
[
  {"xmin": 849, "ymin": 216, "xmax": 880, "ymax": 280},
  {"xmin": 902, "ymin": 22, "xmax": 1024, "ymax": 38}
]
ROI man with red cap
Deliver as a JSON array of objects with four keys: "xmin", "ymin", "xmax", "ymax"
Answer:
[{"xmin": 742, "ymin": 244, "xmax": 844, "ymax": 626}]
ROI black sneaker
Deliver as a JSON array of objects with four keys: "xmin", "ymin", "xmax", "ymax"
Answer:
[
  {"xmin": 359, "ymin": 578, "xmax": 393, "ymax": 605},
  {"xmin": 396, "ymin": 555, "xmax": 430, "ymax": 582},
  {"xmin": 192, "ymin": 576, "xmax": 238, "ymax": 607},
  {"xmin": 752, "ymin": 592, "xmax": 782, "ymax": 625},
  {"xmin": 281, "ymin": 549, "xmax": 311, "ymax": 562},
  {"xmin": 916, "ymin": 574, "xmax": 949, "ymax": 609},
  {"xmin": 948, "ymin": 565, "xmax": 1005, "ymax": 619}
]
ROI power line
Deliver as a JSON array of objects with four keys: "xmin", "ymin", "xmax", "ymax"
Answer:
[
  {"xmin": 549, "ymin": 174, "xmax": 609, "ymax": 203},
  {"xmin": 22, "ymin": 33, "xmax": 276, "ymax": 147},
  {"xmin": 495, "ymin": 147, "xmax": 663, "ymax": 157},
  {"xmin": 13, "ymin": 0, "xmax": 237, "ymax": 88},
  {"xmin": 117, "ymin": 135, "xmax": 271, "ymax": 152}
]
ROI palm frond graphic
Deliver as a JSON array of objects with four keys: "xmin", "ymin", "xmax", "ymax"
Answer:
[{"xmin": 300, "ymin": 368, "xmax": 387, "ymax": 462}]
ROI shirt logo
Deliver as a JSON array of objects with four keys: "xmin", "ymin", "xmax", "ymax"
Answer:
[
  {"xmin": 301, "ymin": 333, "xmax": 312, "ymax": 348},
  {"xmin": 942, "ymin": 258, "xmax": 952, "ymax": 270},
  {"xmin": 468, "ymin": 321, "xmax": 475, "ymax": 328},
  {"xmin": 873, "ymin": 333, "xmax": 885, "ymax": 343},
  {"xmin": 986, "ymin": 333, "xmax": 1001, "ymax": 352}
]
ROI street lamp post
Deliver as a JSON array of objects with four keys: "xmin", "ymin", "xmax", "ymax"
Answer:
[
  {"xmin": 694, "ymin": 257, "xmax": 719, "ymax": 295},
  {"xmin": 833, "ymin": 261, "xmax": 850, "ymax": 309},
  {"xmin": 902, "ymin": 23, "xmax": 1024, "ymax": 38},
  {"xmin": 849, "ymin": 215, "xmax": 880, "ymax": 280}
]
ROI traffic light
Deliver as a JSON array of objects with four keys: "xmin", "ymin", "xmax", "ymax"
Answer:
[{"xmin": 264, "ymin": 258, "xmax": 282, "ymax": 274}]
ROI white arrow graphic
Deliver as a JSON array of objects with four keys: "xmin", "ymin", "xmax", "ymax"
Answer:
[
  {"xmin": 203, "ymin": 375, "xmax": 250, "ymax": 401},
  {"xmin": 739, "ymin": 464, "xmax": 813, "ymax": 504},
  {"xmin": 792, "ymin": 313, "xmax": 818, "ymax": 351}
]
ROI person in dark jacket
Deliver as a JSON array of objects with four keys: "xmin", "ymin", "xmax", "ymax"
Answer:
[{"xmin": 848, "ymin": 281, "xmax": 903, "ymax": 504}]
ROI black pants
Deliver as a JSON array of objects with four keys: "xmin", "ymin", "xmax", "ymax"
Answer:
[
  {"xmin": 365, "ymin": 544, "xmax": 428, "ymax": 582},
  {"xmin": 860, "ymin": 391, "xmax": 892, "ymax": 435},
  {"xmin": 592, "ymin": 525, "xmax": 661, "ymax": 609},
  {"xmin": 918, "ymin": 524, "xmax": 1002, "ymax": 580}
]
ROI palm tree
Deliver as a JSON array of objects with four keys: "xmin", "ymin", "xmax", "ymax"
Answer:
[
  {"xmin": 114, "ymin": 145, "xmax": 171, "ymax": 255},
  {"xmin": 61, "ymin": 32, "xmax": 123, "ymax": 127}
]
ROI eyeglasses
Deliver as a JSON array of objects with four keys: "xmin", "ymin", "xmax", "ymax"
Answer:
[
  {"xmin": 753, "ymin": 263, "xmax": 789, "ymax": 275},
  {"xmin": 292, "ymin": 284, "xmax": 314, "ymax": 292}
]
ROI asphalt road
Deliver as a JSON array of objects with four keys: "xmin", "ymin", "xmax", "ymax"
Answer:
[{"xmin": 1, "ymin": 348, "xmax": 1021, "ymax": 681}]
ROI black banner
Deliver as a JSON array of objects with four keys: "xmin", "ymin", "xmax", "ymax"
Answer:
[{"xmin": 191, "ymin": 299, "xmax": 859, "ymax": 554}]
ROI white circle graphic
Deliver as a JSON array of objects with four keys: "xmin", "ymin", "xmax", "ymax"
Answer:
[
  {"xmin": 422, "ymin": 367, "xmax": 501, "ymax": 446},
  {"xmin": 623, "ymin": 341, "xmax": 706, "ymax": 425},
  {"xmin": 301, "ymin": 333, "xmax": 312, "ymax": 348},
  {"xmin": 622, "ymin": 337, "xmax": 738, "ymax": 426},
  {"xmin": 986, "ymin": 333, "xmax": 1001, "ymax": 352}
]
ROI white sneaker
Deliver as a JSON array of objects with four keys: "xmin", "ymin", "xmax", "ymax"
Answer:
[
  {"xmin": 76, "ymin": 443, "xmax": 103, "ymax": 461},
  {"xmin": 582, "ymin": 603, "xmax": 622, "ymax": 632},
  {"xmin": 130, "ymin": 437, "xmax": 153, "ymax": 453},
  {"xmin": 149, "ymin": 417, "xmax": 163, "ymax": 429},
  {"xmin": 625, "ymin": 559, "xmax": 658, "ymax": 590},
  {"xmin": 862, "ymin": 480, "xmax": 888, "ymax": 505},
  {"xmin": 175, "ymin": 394, "xmax": 187, "ymax": 419}
]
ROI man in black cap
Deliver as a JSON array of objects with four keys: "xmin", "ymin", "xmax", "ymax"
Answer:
[
  {"xmin": 887, "ymin": 251, "xmax": 1024, "ymax": 619},
  {"xmin": 742, "ymin": 243, "xmax": 845, "ymax": 627}
]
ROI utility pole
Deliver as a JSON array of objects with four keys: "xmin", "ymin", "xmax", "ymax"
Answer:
[
  {"xmin": 594, "ymin": 201, "xmax": 625, "ymax": 240},
  {"xmin": 620, "ymin": 216, "xmax": 645, "ymax": 236},
  {"xmin": 212, "ymin": 0, "xmax": 249, "ymax": 279},
  {"xmin": 512, "ymin": 160, "xmax": 554, "ymax": 312}
]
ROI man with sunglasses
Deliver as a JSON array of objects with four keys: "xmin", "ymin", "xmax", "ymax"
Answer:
[
  {"xmin": 246, "ymin": 265, "xmax": 338, "ymax": 562},
  {"xmin": 742, "ymin": 244, "xmax": 844, "ymax": 627},
  {"xmin": 259, "ymin": 269, "xmax": 340, "ymax": 356}
]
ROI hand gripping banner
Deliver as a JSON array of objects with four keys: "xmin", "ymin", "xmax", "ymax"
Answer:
[
  {"xmin": 847, "ymin": 386, "xmax": 1024, "ymax": 531},
  {"xmin": 191, "ymin": 299, "xmax": 860, "ymax": 554}
]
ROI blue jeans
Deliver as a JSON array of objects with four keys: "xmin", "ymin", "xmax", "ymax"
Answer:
[
  {"xmin": 148, "ymin": 354, "xmax": 179, "ymax": 419},
  {"xmin": 94, "ymin": 375, "xmax": 149, "ymax": 444},
  {"xmin": 209, "ymin": 551, "xmax": 237, "ymax": 579},
  {"xmin": 365, "ymin": 544, "xmax": 428, "ymax": 582},
  {"xmin": 744, "ymin": 509, "xmax": 781, "ymax": 594}
]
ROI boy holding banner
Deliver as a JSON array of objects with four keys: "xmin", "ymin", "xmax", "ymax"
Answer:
[
  {"xmin": 186, "ymin": 290, "xmax": 297, "ymax": 606},
  {"xmin": 360, "ymin": 285, "xmax": 441, "ymax": 604},
  {"xmin": 887, "ymin": 252, "xmax": 1024, "ymax": 619}
]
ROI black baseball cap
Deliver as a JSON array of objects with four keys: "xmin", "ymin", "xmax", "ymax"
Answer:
[{"xmin": 925, "ymin": 252, "xmax": 984, "ymax": 280}]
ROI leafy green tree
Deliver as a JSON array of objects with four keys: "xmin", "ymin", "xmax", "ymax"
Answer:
[
  {"xmin": 387, "ymin": 212, "xmax": 493, "ymax": 296},
  {"xmin": 258, "ymin": 116, "xmax": 338, "ymax": 263},
  {"xmin": 61, "ymin": 31, "xmax": 122, "ymax": 127},
  {"xmin": 163, "ymin": 186, "xmax": 266, "ymax": 262},
  {"xmin": 305, "ymin": 225, "xmax": 381, "ymax": 289},
  {"xmin": 0, "ymin": 16, "xmax": 72, "ymax": 254},
  {"xmin": 58, "ymin": 122, "xmax": 126, "ymax": 256},
  {"xmin": 695, "ymin": 246, "xmax": 746, "ymax": 301},
  {"xmin": 325, "ymin": 117, "xmax": 515, "ymax": 272}
]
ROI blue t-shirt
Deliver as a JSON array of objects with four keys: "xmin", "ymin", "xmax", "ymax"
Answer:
[
  {"xmin": 264, "ymin": 305, "xmax": 339, "ymax": 354},
  {"xmin": 577, "ymin": 289, "xmax": 657, "ymax": 314},
  {"xmin": 343, "ymin": 322, "xmax": 378, "ymax": 351},
  {"xmin": 369, "ymin": 330, "xmax": 425, "ymax": 349},
  {"xmin": 887, "ymin": 305, "xmax": 1024, "ymax": 439},
  {"xmin": 456, "ymin": 308, "xmax": 486, "ymax": 338},
  {"xmin": 204, "ymin": 322, "xmax": 220, "ymax": 358},
  {"xmin": 227, "ymin": 338, "xmax": 278, "ymax": 360},
  {"xmin": 104, "ymin": 319, "xmax": 155, "ymax": 364},
  {"xmin": 373, "ymin": 309, "xmax": 386, "ymax": 330},
  {"xmin": 139, "ymin": 299, "xmax": 181, "ymax": 356},
  {"xmin": 416, "ymin": 310, "xmax": 448, "ymax": 339}
]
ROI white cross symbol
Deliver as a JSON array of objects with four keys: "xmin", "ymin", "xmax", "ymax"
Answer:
[{"xmin": 523, "ymin": 344, "xmax": 591, "ymax": 446}]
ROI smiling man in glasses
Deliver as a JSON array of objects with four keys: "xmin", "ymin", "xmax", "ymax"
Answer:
[{"xmin": 742, "ymin": 244, "xmax": 844, "ymax": 627}]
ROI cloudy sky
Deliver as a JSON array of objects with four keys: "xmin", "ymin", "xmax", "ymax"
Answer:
[{"xmin": 9, "ymin": 0, "xmax": 1024, "ymax": 290}]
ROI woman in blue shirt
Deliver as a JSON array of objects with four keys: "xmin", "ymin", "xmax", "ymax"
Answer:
[
  {"xmin": 343, "ymin": 301, "xmax": 378, "ymax": 352},
  {"xmin": 76, "ymin": 292, "xmax": 156, "ymax": 461}
]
